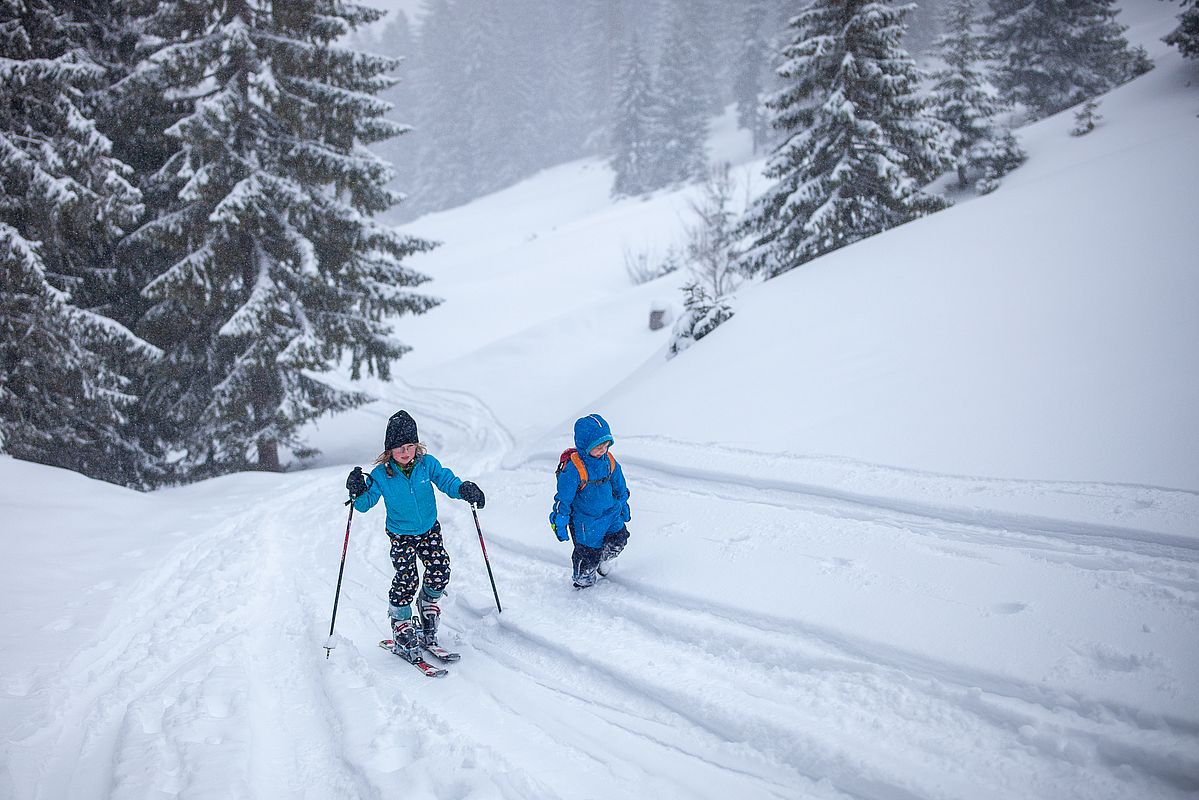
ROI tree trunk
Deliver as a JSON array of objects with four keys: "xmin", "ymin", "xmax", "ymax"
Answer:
[{"xmin": 257, "ymin": 437, "xmax": 280, "ymax": 471}]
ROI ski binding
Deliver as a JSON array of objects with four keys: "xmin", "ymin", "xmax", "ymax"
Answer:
[{"xmin": 379, "ymin": 639, "xmax": 448, "ymax": 677}]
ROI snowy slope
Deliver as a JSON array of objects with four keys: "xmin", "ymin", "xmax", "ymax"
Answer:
[
  {"xmin": 597, "ymin": 37, "xmax": 1199, "ymax": 490},
  {"xmin": 388, "ymin": 37, "xmax": 1199, "ymax": 492},
  {"xmin": 3, "ymin": 2, "xmax": 1199, "ymax": 798}
]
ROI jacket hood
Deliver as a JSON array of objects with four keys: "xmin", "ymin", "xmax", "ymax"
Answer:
[{"xmin": 573, "ymin": 413, "xmax": 614, "ymax": 454}]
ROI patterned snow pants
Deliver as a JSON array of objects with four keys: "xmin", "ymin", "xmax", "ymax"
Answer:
[{"xmin": 388, "ymin": 522, "xmax": 451, "ymax": 610}]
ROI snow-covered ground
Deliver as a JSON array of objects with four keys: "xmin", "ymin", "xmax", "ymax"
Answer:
[{"xmin": 3, "ymin": 2, "xmax": 1198, "ymax": 798}]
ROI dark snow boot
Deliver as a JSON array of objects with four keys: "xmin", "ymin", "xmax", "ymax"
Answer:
[
  {"xmin": 597, "ymin": 533, "xmax": 626, "ymax": 577},
  {"xmin": 416, "ymin": 589, "xmax": 442, "ymax": 645},
  {"xmin": 572, "ymin": 565, "xmax": 598, "ymax": 589},
  {"xmin": 390, "ymin": 618, "xmax": 422, "ymax": 661}
]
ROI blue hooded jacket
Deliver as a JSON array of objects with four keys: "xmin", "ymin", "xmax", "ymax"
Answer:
[
  {"xmin": 550, "ymin": 414, "xmax": 631, "ymax": 548},
  {"xmin": 353, "ymin": 454, "xmax": 463, "ymax": 536}
]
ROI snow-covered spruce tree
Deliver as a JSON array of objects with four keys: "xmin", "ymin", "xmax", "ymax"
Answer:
[
  {"xmin": 124, "ymin": 0, "xmax": 437, "ymax": 477},
  {"xmin": 669, "ymin": 162, "xmax": 740, "ymax": 358},
  {"xmin": 1165, "ymin": 0, "xmax": 1199, "ymax": 57},
  {"xmin": 1070, "ymin": 98, "xmax": 1102, "ymax": 135},
  {"xmin": 347, "ymin": 9, "xmax": 417, "ymax": 213},
  {"xmin": 736, "ymin": 1, "xmax": 954, "ymax": 279},
  {"xmin": 668, "ymin": 283, "xmax": 735, "ymax": 358},
  {"xmin": 930, "ymin": 0, "xmax": 1026, "ymax": 190},
  {"xmin": 71, "ymin": 0, "xmax": 194, "ymax": 476},
  {"xmin": 985, "ymin": 0, "xmax": 1152, "ymax": 120},
  {"xmin": 733, "ymin": 0, "xmax": 773, "ymax": 155},
  {"xmin": 651, "ymin": 4, "xmax": 711, "ymax": 188},
  {"xmin": 0, "ymin": 0, "xmax": 162, "ymax": 485},
  {"xmin": 610, "ymin": 34, "xmax": 659, "ymax": 197}
]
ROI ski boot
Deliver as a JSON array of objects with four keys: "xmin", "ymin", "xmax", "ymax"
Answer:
[
  {"xmin": 389, "ymin": 617, "xmax": 422, "ymax": 662},
  {"xmin": 415, "ymin": 589, "xmax": 461, "ymax": 662},
  {"xmin": 415, "ymin": 589, "xmax": 442, "ymax": 647}
]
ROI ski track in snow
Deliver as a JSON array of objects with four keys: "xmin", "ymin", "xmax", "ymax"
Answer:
[
  {"xmin": 468, "ymin": 525, "xmax": 1199, "ymax": 800},
  {"xmin": 8, "ymin": 382, "xmax": 1198, "ymax": 799},
  {"xmin": 616, "ymin": 462, "xmax": 1199, "ymax": 603}
]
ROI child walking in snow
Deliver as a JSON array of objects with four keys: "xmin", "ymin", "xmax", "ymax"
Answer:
[
  {"xmin": 550, "ymin": 413, "xmax": 631, "ymax": 588},
  {"xmin": 346, "ymin": 410, "xmax": 486, "ymax": 662}
]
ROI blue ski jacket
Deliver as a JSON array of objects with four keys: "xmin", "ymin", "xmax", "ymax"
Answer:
[
  {"xmin": 550, "ymin": 414, "xmax": 631, "ymax": 548},
  {"xmin": 353, "ymin": 454, "xmax": 464, "ymax": 536}
]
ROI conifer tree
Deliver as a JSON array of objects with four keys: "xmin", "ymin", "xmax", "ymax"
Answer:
[
  {"xmin": 0, "ymin": 0, "xmax": 160, "ymax": 484},
  {"xmin": 674, "ymin": 0, "xmax": 726, "ymax": 116},
  {"xmin": 651, "ymin": 3, "xmax": 711, "ymax": 187},
  {"xmin": 986, "ymin": 0, "xmax": 1152, "ymax": 120},
  {"xmin": 737, "ymin": 1, "xmax": 954, "ymax": 279},
  {"xmin": 610, "ymin": 34, "xmax": 659, "ymax": 197},
  {"xmin": 407, "ymin": 0, "xmax": 528, "ymax": 214},
  {"xmin": 1164, "ymin": 0, "xmax": 1199, "ymax": 57},
  {"xmin": 353, "ymin": 9, "xmax": 416, "ymax": 212},
  {"xmin": 407, "ymin": 0, "xmax": 472, "ymax": 213},
  {"xmin": 74, "ymin": 0, "xmax": 179, "ymax": 316},
  {"xmin": 73, "ymin": 0, "xmax": 194, "ymax": 476},
  {"xmin": 1070, "ymin": 99, "xmax": 1102, "ymax": 135},
  {"xmin": 516, "ymin": 0, "xmax": 585, "ymax": 167},
  {"xmin": 930, "ymin": 0, "xmax": 1026, "ymax": 190},
  {"xmin": 457, "ymin": 1, "xmax": 520, "ymax": 190},
  {"xmin": 124, "ymin": 0, "xmax": 436, "ymax": 477},
  {"xmin": 733, "ymin": 0, "xmax": 773, "ymax": 154},
  {"xmin": 668, "ymin": 282, "xmax": 735, "ymax": 358},
  {"xmin": 577, "ymin": 0, "xmax": 622, "ymax": 153}
]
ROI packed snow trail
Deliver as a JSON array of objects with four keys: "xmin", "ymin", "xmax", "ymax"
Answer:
[{"xmin": 6, "ymin": 411, "xmax": 1197, "ymax": 799}]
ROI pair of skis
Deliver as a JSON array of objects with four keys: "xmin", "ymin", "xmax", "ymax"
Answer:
[{"xmin": 378, "ymin": 637, "xmax": 460, "ymax": 678}]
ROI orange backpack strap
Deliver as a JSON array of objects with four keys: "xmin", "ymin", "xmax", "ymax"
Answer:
[
  {"xmin": 569, "ymin": 451, "xmax": 617, "ymax": 489},
  {"xmin": 569, "ymin": 451, "xmax": 589, "ymax": 487}
]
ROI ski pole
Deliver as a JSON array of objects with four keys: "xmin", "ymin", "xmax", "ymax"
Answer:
[
  {"xmin": 470, "ymin": 506, "xmax": 503, "ymax": 613},
  {"xmin": 324, "ymin": 499, "xmax": 355, "ymax": 658}
]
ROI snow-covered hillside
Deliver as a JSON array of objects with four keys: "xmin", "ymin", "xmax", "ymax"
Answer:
[
  {"xmin": 3, "ymin": 2, "xmax": 1197, "ymax": 798},
  {"xmin": 386, "ymin": 24, "xmax": 1198, "ymax": 493}
]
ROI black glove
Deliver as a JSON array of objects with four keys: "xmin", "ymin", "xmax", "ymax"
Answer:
[
  {"xmin": 346, "ymin": 467, "xmax": 368, "ymax": 499},
  {"xmin": 459, "ymin": 481, "xmax": 485, "ymax": 508}
]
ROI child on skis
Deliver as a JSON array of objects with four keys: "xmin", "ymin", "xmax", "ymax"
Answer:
[
  {"xmin": 549, "ymin": 413, "xmax": 631, "ymax": 588},
  {"xmin": 345, "ymin": 410, "xmax": 486, "ymax": 662}
]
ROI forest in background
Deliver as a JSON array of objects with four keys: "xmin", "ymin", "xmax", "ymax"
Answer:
[{"xmin": 2, "ymin": 0, "xmax": 1189, "ymax": 489}]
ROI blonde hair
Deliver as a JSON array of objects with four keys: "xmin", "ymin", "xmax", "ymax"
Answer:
[{"xmin": 374, "ymin": 443, "xmax": 428, "ymax": 477}]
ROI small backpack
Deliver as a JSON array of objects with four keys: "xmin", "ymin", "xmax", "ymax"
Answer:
[{"xmin": 556, "ymin": 448, "xmax": 616, "ymax": 489}]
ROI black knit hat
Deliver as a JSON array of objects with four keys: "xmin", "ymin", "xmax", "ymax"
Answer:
[{"xmin": 384, "ymin": 410, "xmax": 419, "ymax": 450}]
